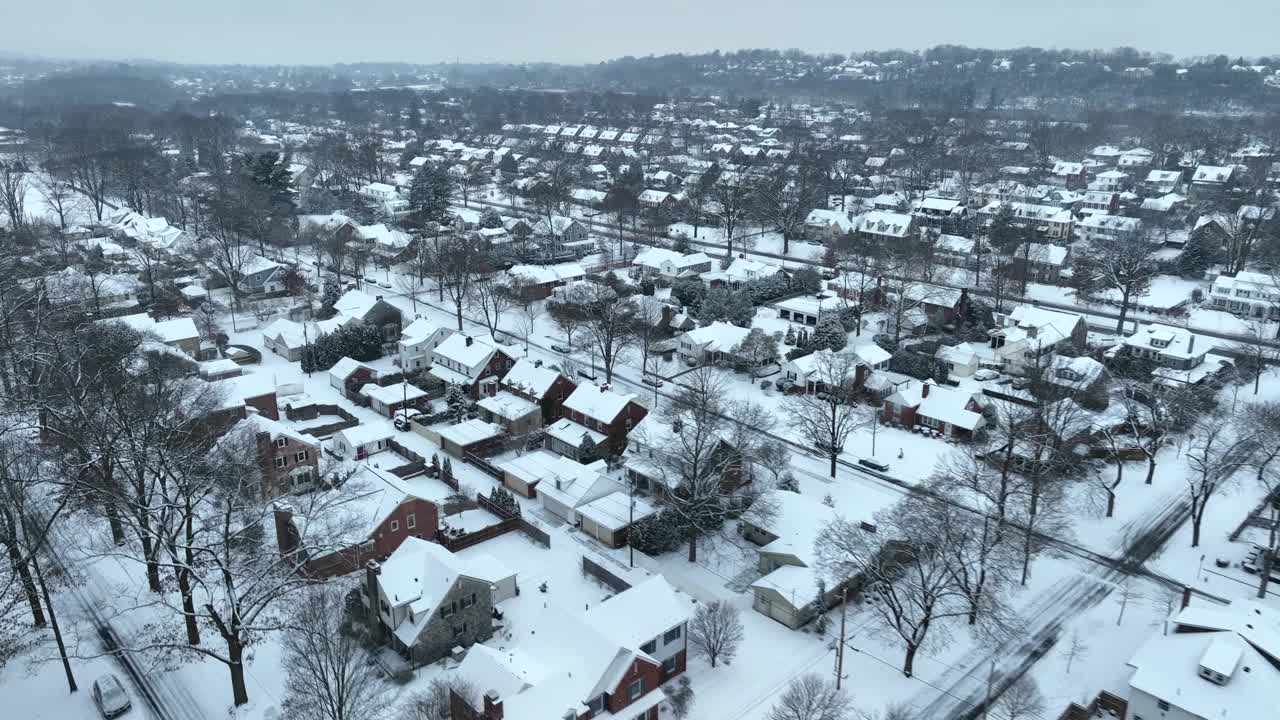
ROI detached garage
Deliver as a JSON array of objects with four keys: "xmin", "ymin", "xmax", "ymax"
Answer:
[
  {"xmin": 751, "ymin": 565, "xmax": 822, "ymax": 630},
  {"xmin": 575, "ymin": 492, "xmax": 658, "ymax": 548}
]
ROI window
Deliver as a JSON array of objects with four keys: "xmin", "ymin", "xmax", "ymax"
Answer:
[
  {"xmin": 1157, "ymin": 700, "xmax": 1170, "ymax": 711},
  {"xmin": 453, "ymin": 622, "xmax": 468, "ymax": 638},
  {"xmin": 390, "ymin": 520, "xmax": 399, "ymax": 532},
  {"xmin": 664, "ymin": 626, "xmax": 682, "ymax": 643},
  {"xmin": 586, "ymin": 696, "xmax": 605, "ymax": 713},
  {"xmin": 662, "ymin": 656, "xmax": 678, "ymax": 674},
  {"xmin": 627, "ymin": 678, "xmax": 644, "ymax": 701},
  {"xmin": 641, "ymin": 639, "xmax": 656, "ymax": 653},
  {"xmin": 275, "ymin": 437, "xmax": 287, "ymax": 448},
  {"xmin": 295, "ymin": 450, "xmax": 308, "ymax": 462},
  {"xmin": 274, "ymin": 457, "xmax": 286, "ymax": 469},
  {"xmin": 407, "ymin": 513, "xmax": 416, "ymax": 529}
]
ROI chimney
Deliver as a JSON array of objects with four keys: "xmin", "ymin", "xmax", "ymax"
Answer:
[
  {"xmin": 364, "ymin": 560, "xmax": 383, "ymax": 639},
  {"xmin": 465, "ymin": 335, "xmax": 473, "ymax": 347},
  {"xmin": 921, "ymin": 382, "xmax": 930, "ymax": 398},
  {"xmin": 1181, "ymin": 586, "xmax": 1193, "ymax": 610},
  {"xmin": 375, "ymin": 295, "xmax": 383, "ymax": 301},
  {"xmin": 534, "ymin": 359, "xmax": 543, "ymax": 368},
  {"xmin": 1187, "ymin": 334, "xmax": 1195, "ymax": 354},
  {"xmin": 483, "ymin": 690, "xmax": 504, "ymax": 720}
]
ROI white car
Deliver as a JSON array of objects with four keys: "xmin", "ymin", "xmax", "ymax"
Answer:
[
  {"xmin": 92, "ymin": 674, "xmax": 132, "ymax": 718},
  {"xmin": 973, "ymin": 369, "xmax": 1000, "ymax": 381},
  {"xmin": 393, "ymin": 408, "xmax": 423, "ymax": 431}
]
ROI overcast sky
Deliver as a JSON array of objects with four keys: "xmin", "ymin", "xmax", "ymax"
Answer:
[{"xmin": 7, "ymin": 0, "xmax": 1278, "ymax": 66}]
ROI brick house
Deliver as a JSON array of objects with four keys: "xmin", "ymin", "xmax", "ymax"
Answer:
[
  {"xmin": 362, "ymin": 538, "xmax": 494, "ymax": 667},
  {"xmin": 430, "ymin": 334, "xmax": 520, "ymax": 400},
  {"xmin": 452, "ymin": 576, "xmax": 692, "ymax": 720},
  {"xmin": 236, "ymin": 414, "xmax": 321, "ymax": 498},
  {"xmin": 273, "ymin": 468, "xmax": 443, "ymax": 578},
  {"xmin": 882, "ymin": 380, "xmax": 986, "ymax": 438},
  {"xmin": 549, "ymin": 384, "xmax": 648, "ymax": 458},
  {"xmin": 498, "ymin": 358, "xmax": 577, "ymax": 425}
]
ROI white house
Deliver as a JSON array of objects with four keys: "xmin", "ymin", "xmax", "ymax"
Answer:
[
  {"xmin": 332, "ymin": 425, "xmax": 394, "ymax": 460},
  {"xmin": 1123, "ymin": 600, "xmax": 1279, "ymax": 720},
  {"xmin": 398, "ymin": 317, "xmax": 453, "ymax": 372},
  {"xmin": 988, "ymin": 305, "xmax": 1086, "ymax": 372},
  {"xmin": 1209, "ymin": 271, "xmax": 1280, "ymax": 320},
  {"xmin": 677, "ymin": 322, "xmax": 751, "ymax": 365}
]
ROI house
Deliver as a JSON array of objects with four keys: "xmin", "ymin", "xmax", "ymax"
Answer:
[
  {"xmin": 398, "ymin": 317, "xmax": 453, "ymax": 373},
  {"xmin": 209, "ymin": 371, "xmax": 280, "ymax": 425},
  {"xmin": 452, "ymin": 576, "xmax": 692, "ymax": 720},
  {"xmin": 1122, "ymin": 600, "xmax": 1280, "ymax": 720},
  {"xmin": 272, "ymin": 467, "xmax": 444, "ymax": 577},
  {"xmin": 528, "ymin": 452, "xmax": 612, "ymax": 519},
  {"xmin": 505, "ymin": 263, "xmax": 586, "ymax": 300},
  {"xmin": 746, "ymin": 490, "xmax": 883, "ymax": 630},
  {"xmin": 539, "ymin": 216, "xmax": 592, "ymax": 257},
  {"xmin": 498, "ymin": 448, "xmax": 597, "ymax": 499},
  {"xmin": 1049, "ymin": 161, "xmax": 1089, "ymax": 189},
  {"xmin": 362, "ymin": 537, "xmax": 495, "ymax": 667},
  {"xmin": 114, "ymin": 313, "xmax": 201, "ymax": 357},
  {"xmin": 234, "ymin": 255, "xmax": 288, "ymax": 297},
  {"xmin": 498, "ymin": 358, "xmax": 577, "ymax": 426},
  {"xmin": 1209, "ymin": 271, "xmax": 1280, "ymax": 320},
  {"xmin": 261, "ymin": 318, "xmax": 317, "ymax": 361},
  {"xmin": 882, "ymin": 380, "xmax": 986, "ymax": 438},
  {"xmin": 912, "ymin": 196, "xmax": 966, "ymax": 225},
  {"xmin": 804, "ymin": 209, "xmax": 858, "ymax": 240},
  {"xmin": 360, "ymin": 382, "xmax": 430, "ymax": 418},
  {"xmin": 638, "ymin": 188, "xmax": 677, "ymax": 211},
  {"xmin": 332, "ymin": 290, "xmax": 404, "ymax": 348},
  {"xmin": 989, "ymin": 305, "xmax": 1087, "ymax": 372},
  {"xmin": 857, "ymin": 210, "xmax": 915, "ymax": 243},
  {"xmin": 701, "ymin": 256, "xmax": 784, "ymax": 290},
  {"xmin": 632, "ymin": 248, "xmax": 714, "ymax": 278},
  {"xmin": 775, "ymin": 293, "xmax": 848, "ymax": 327},
  {"xmin": 332, "ymin": 424, "xmax": 394, "ymax": 460},
  {"xmin": 1042, "ymin": 355, "xmax": 1107, "ymax": 394},
  {"xmin": 430, "ymin": 333, "xmax": 519, "ymax": 399},
  {"xmin": 475, "ymin": 390, "xmax": 542, "ymax": 435},
  {"xmin": 1119, "ymin": 324, "xmax": 1232, "ymax": 386},
  {"xmin": 936, "ymin": 341, "xmax": 1001, "ymax": 379},
  {"xmin": 436, "ymin": 419, "xmax": 506, "ymax": 458},
  {"xmin": 1092, "ymin": 169, "xmax": 1129, "ymax": 192},
  {"xmin": 781, "ymin": 344, "xmax": 889, "ymax": 394},
  {"xmin": 1081, "ymin": 191, "xmax": 1120, "ymax": 215},
  {"xmin": 979, "ymin": 201, "xmax": 1074, "ymax": 241},
  {"xmin": 328, "ymin": 356, "xmax": 376, "ymax": 394},
  {"xmin": 358, "ymin": 224, "xmax": 415, "ymax": 263},
  {"xmin": 1144, "ymin": 169, "xmax": 1185, "ymax": 195},
  {"xmin": 227, "ymin": 413, "xmax": 321, "ymax": 498},
  {"xmin": 1010, "ymin": 243, "xmax": 1071, "ymax": 282},
  {"xmin": 903, "ymin": 285, "xmax": 970, "ymax": 329},
  {"xmin": 624, "ymin": 412, "xmax": 751, "ymax": 497},
  {"xmin": 1190, "ymin": 165, "xmax": 1236, "ymax": 200},
  {"xmin": 553, "ymin": 384, "xmax": 648, "ymax": 458},
  {"xmin": 1076, "ymin": 214, "xmax": 1143, "ymax": 244},
  {"xmin": 359, "ymin": 182, "xmax": 400, "ymax": 203},
  {"xmin": 676, "ymin": 322, "xmax": 751, "ymax": 365}
]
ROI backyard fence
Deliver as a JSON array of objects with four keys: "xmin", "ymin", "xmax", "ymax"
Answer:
[{"xmin": 582, "ymin": 555, "xmax": 632, "ymax": 593}]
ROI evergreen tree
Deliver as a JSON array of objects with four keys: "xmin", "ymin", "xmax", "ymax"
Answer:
[
  {"xmin": 488, "ymin": 486, "xmax": 521, "ymax": 516},
  {"xmin": 814, "ymin": 579, "xmax": 831, "ymax": 636},
  {"xmin": 442, "ymin": 458, "xmax": 453, "ymax": 483},
  {"xmin": 480, "ymin": 209, "xmax": 504, "ymax": 229},
  {"xmin": 812, "ymin": 313, "xmax": 848, "ymax": 351},
  {"xmin": 498, "ymin": 153, "xmax": 518, "ymax": 174},
  {"xmin": 578, "ymin": 435, "xmax": 600, "ymax": 464},
  {"xmin": 672, "ymin": 233, "xmax": 691, "ymax": 253},
  {"xmin": 629, "ymin": 512, "xmax": 683, "ymax": 554},
  {"xmin": 777, "ymin": 472, "xmax": 800, "ymax": 492},
  {"xmin": 407, "ymin": 162, "xmax": 453, "ymax": 228},
  {"xmin": 445, "ymin": 386, "xmax": 469, "ymax": 424}
]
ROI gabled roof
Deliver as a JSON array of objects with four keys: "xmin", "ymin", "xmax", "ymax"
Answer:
[
  {"xmin": 501, "ymin": 359, "xmax": 567, "ymax": 400},
  {"xmin": 562, "ymin": 384, "xmax": 638, "ymax": 424},
  {"xmin": 433, "ymin": 333, "xmax": 497, "ymax": 371}
]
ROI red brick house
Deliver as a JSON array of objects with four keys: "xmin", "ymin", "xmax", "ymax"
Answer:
[
  {"xmin": 882, "ymin": 379, "xmax": 986, "ymax": 438},
  {"xmin": 430, "ymin": 333, "xmax": 520, "ymax": 400},
  {"xmin": 236, "ymin": 414, "xmax": 321, "ymax": 498},
  {"xmin": 451, "ymin": 576, "xmax": 691, "ymax": 720},
  {"xmin": 550, "ymin": 384, "xmax": 648, "ymax": 458},
  {"xmin": 273, "ymin": 468, "xmax": 442, "ymax": 578},
  {"xmin": 499, "ymin": 358, "xmax": 577, "ymax": 424}
]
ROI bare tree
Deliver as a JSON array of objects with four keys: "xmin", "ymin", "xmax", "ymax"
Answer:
[
  {"xmin": 993, "ymin": 675, "xmax": 1045, "ymax": 720},
  {"xmin": 710, "ymin": 174, "xmax": 756, "ymax": 256},
  {"xmin": 1184, "ymin": 413, "xmax": 1256, "ymax": 547},
  {"xmin": 437, "ymin": 232, "xmax": 492, "ymax": 332},
  {"xmin": 1062, "ymin": 630, "xmax": 1089, "ymax": 674},
  {"xmin": 34, "ymin": 176, "xmax": 82, "ymax": 231},
  {"xmin": 399, "ymin": 676, "xmax": 478, "ymax": 720},
  {"xmin": 1247, "ymin": 402, "xmax": 1280, "ymax": 598},
  {"xmin": 817, "ymin": 494, "xmax": 970, "ymax": 676},
  {"xmin": 1076, "ymin": 231, "xmax": 1161, "ymax": 334},
  {"xmin": 688, "ymin": 599, "xmax": 743, "ymax": 668},
  {"xmin": 281, "ymin": 584, "xmax": 387, "ymax": 720},
  {"xmin": 1115, "ymin": 577, "xmax": 1145, "ymax": 626},
  {"xmin": 579, "ymin": 292, "xmax": 637, "ymax": 384},
  {"xmin": 767, "ymin": 673, "xmax": 853, "ymax": 720},
  {"xmin": 468, "ymin": 276, "xmax": 513, "ymax": 342},
  {"xmin": 785, "ymin": 351, "xmax": 872, "ymax": 478},
  {"xmin": 0, "ymin": 161, "xmax": 28, "ymax": 235},
  {"xmin": 755, "ymin": 158, "xmax": 824, "ymax": 255}
]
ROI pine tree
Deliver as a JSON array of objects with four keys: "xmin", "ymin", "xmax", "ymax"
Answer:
[
  {"xmin": 579, "ymin": 435, "xmax": 600, "ymax": 464},
  {"xmin": 430, "ymin": 453, "xmax": 440, "ymax": 475},
  {"xmin": 812, "ymin": 313, "xmax": 848, "ymax": 351},
  {"xmin": 442, "ymin": 458, "xmax": 453, "ymax": 483},
  {"xmin": 445, "ymin": 386, "xmax": 469, "ymax": 424},
  {"xmin": 408, "ymin": 162, "xmax": 453, "ymax": 228},
  {"xmin": 814, "ymin": 579, "xmax": 831, "ymax": 636},
  {"xmin": 777, "ymin": 472, "xmax": 800, "ymax": 492}
]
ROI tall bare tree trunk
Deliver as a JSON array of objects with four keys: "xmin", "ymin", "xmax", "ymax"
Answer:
[{"xmin": 32, "ymin": 551, "xmax": 76, "ymax": 693}]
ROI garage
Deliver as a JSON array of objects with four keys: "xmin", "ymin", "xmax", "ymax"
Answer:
[{"xmin": 750, "ymin": 565, "xmax": 820, "ymax": 630}]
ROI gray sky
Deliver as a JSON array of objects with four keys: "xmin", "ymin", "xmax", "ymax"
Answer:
[{"xmin": 7, "ymin": 0, "xmax": 1278, "ymax": 66}]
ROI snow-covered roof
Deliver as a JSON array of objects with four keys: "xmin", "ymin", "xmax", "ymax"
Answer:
[
  {"xmin": 359, "ymin": 381, "xmax": 428, "ymax": 406},
  {"xmin": 1192, "ymin": 165, "xmax": 1234, "ymax": 183},
  {"xmin": 501, "ymin": 359, "xmax": 565, "ymax": 399},
  {"xmin": 507, "ymin": 263, "xmax": 585, "ymax": 286},
  {"xmin": 333, "ymin": 289, "xmax": 385, "ymax": 320},
  {"xmin": 400, "ymin": 317, "xmax": 448, "ymax": 344},
  {"xmin": 574, "ymin": 491, "xmax": 658, "ymax": 532},
  {"xmin": 887, "ymin": 380, "xmax": 984, "ymax": 431},
  {"xmin": 1122, "ymin": 323, "xmax": 1215, "ymax": 359},
  {"xmin": 436, "ymin": 419, "xmax": 504, "ymax": 447},
  {"xmin": 328, "ymin": 356, "xmax": 372, "ymax": 383},
  {"xmin": 562, "ymin": 384, "xmax": 637, "ymax": 424},
  {"xmin": 476, "ymin": 391, "xmax": 539, "ymax": 421},
  {"xmin": 858, "ymin": 210, "xmax": 913, "ymax": 238},
  {"xmin": 755, "ymin": 490, "xmax": 839, "ymax": 567},
  {"xmin": 545, "ymin": 417, "xmax": 606, "ymax": 448},
  {"xmin": 583, "ymin": 576, "xmax": 691, "ymax": 648},
  {"xmin": 234, "ymin": 413, "xmax": 318, "ymax": 449},
  {"xmin": 433, "ymin": 333, "xmax": 497, "ymax": 371},
  {"xmin": 679, "ymin": 321, "xmax": 751, "ymax": 354}
]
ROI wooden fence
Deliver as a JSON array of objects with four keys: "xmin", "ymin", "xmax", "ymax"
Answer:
[
  {"xmin": 1056, "ymin": 691, "xmax": 1127, "ymax": 720},
  {"xmin": 286, "ymin": 403, "xmax": 361, "ymax": 439},
  {"xmin": 476, "ymin": 493, "xmax": 551, "ymax": 547},
  {"xmin": 582, "ymin": 555, "xmax": 632, "ymax": 593},
  {"xmin": 464, "ymin": 452, "xmax": 504, "ymax": 481},
  {"xmin": 387, "ymin": 439, "xmax": 427, "ymax": 478}
]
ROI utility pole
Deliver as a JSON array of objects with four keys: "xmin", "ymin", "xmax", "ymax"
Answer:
[
  {"xmin": 628, "ymin": 478, "xmax": 636, "ymax": 568},
  {"xmin": 835, "ymin": 587, "xmax": 847, "ymax": 690}
]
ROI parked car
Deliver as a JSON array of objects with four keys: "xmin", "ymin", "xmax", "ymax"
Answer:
[
  {"xmin": 858, "ymin": 457, "xmax": 891, "ymax": 473},
  {"xmin": 393, "ymin": 408, "xmax": 423, "ymax": 431},
  {"xmin": 973, "ymin": 369, "xmax": 1000, "ymax": 381},
  {"xmin": 641, "ymin": 376, "xmax": 664, "ymax": 388},
  {"xmin": 92, "ymin": 674, "xmax": 132, "ymax": 719},
  {"xmin": 550, "ymin": 344, "xmax": 574, "ymax": 354}
]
